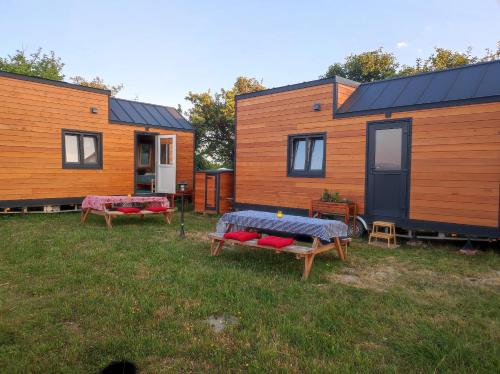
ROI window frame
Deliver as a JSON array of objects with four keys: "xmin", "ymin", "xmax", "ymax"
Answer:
[
  {"xmin": 287, "ymin": 132, "xmax": 326, "ymax": 178},
  {"xmin": 62, "ymin": 129, "xmax": 103, "ymax": 169}
]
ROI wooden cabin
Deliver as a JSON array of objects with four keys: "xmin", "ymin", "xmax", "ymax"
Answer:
[
  {"xmin": 234, "ymin": 60, "xmax": 500, "ymax": 238},
  {"xmin": 194, "ymin": 169, "xmax": 234, "ymax": 214},
  {"xmin": 0, "ymin": 71, "xmax": 194, "ymax": 209}
]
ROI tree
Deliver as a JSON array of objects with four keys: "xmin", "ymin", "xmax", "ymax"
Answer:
[
  {"xmin": 322, "ymin": 48, "xmax": 399, "ymax": 82},
  {"xmin": 481, "ymin": 41, "xmax": 500, "ymax": 62},
  {"xmin": 185, "ymin": 77, "xmax": 265, "ymax": 169},
  {"xmin": 322, "ymin": 43, "xmax": 499, "ymax": 81},
  {"xmin": 0, "ymin": 48, "xmax": 64, "ymax": 80},
  {"xmin": 70, "ymin": 75, "xmax": 124, "ymax": 96},
  {"xmin": 399, "ymin": 47, "xmax": 478, "ymax": 75}
]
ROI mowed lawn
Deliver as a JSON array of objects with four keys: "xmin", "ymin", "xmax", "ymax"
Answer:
[{"xmin": 0, "ymin": 211, "xmax": 499, "ymax": 373}]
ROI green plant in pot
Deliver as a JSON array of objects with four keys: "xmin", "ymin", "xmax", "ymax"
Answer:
[
  {"xmin": 321, "ymin": 189, "xmax": 330, "ymax": 202},
  {"xmin": 330, "ymin": 191, "xmax": 340, "ymax": 203}
]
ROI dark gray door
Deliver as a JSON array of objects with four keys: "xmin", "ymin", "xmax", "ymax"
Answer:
[
  {"xmin": 204, "ymin": 174, "xmax": 218, "ymax": 211},
  {"xmin": 366, "ymin": 120, "xmax": 411, "ymax": 221}
]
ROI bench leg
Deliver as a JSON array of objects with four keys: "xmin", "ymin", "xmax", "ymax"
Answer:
[
  {"xmin": 302, "ymin": 254, "xmax": 316, "ymax": 280},
  {"xmin": 81, "ymin": 208, "xmax": 91, "ymax": 223}
]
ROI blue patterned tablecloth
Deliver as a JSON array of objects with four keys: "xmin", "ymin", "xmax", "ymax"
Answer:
[{"xmin": 216, "ymin": 210, "xmax": 347, "ymax": 242}]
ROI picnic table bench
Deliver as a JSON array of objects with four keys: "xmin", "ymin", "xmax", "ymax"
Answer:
[
  {"xmin": 209, "ymin": 210, "xmax": 349, "ymax": 280},
  {"xmin": 81, "ymin": 195, "xmax": 174, "ymax": 229}
]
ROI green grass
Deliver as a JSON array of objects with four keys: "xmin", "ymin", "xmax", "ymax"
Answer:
[{"xmin": 0, "ymin": 211, "xmax": 499, "ymax": 373}]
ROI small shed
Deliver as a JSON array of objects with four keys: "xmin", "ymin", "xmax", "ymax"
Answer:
[{"xmin": 195, "ymin": 169, "xmax": 234, "ymax": 214}]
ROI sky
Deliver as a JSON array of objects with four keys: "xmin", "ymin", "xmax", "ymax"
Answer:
[{"xmin": 1, "ymin": 0, "xmax": 499, "ymax": 109}]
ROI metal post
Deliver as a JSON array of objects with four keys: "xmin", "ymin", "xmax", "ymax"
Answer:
[
  {"xmin": 179, "ymin": 190, "xmax": 185, "ymax": 238},
  {"xmin": 178, "ymin": 182, "xmax": 187, "ymax": 238}
]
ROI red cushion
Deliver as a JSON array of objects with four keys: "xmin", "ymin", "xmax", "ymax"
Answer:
[
  {"xmin": 117, "ymin": 207, "xmax": 141, "ymax": 214},
  {"xmin": 223, "ymin": 231, "xmax": 260, "ymax": 242},
  {"xmin": 145, "ymin": 206, "xmax": 167, "ymax": 212},
  {"xmin": 257, "ymin": 236, "xmax": 294, "ymax": 248}
]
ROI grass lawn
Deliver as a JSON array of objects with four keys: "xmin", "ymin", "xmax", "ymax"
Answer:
[{"xmin": 0, "ymin": 211, "xmax": 499, "ymax": 373}]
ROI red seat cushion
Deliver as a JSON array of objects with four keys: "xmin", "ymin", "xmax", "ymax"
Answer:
[
  {"xmin": 145, "ymin": 206, "xmax": 167, "ymax": 212},
  {"xmin": 257, "ymin": 236, "xmax": 294, "ymax": 248},
  {"xmin": 223, "ymin": 231, "xmax": 260, "ymax": 242},
  {"xmin": 117, "ymin": 207, "xmax": 141, "ymax": 214}
]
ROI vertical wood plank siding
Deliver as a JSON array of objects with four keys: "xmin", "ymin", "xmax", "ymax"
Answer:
[
  {"xmin": 235, "ymin": 82, "xmax": 500, "ymax": 228},
  {"xmin": 0, "ymin": 75, "xmax": 193, "ymax": 201},
  {"xmin": 194, "ymin": 171, "xmax": 234, "ymax": 214}
]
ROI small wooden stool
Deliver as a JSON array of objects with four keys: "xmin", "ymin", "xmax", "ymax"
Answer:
[{"xmin": 369, "ymin": 221, "xmax": 397, "ymax": 248}]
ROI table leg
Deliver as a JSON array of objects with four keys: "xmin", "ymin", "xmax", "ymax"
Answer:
[
  {"xmin": 80, "ymin": 208, "xmax": 91, "ymax": 223},
  {"xmin": 104, "ymin": 214, "xmax": 113, "ymax": 229},
  {"xmin": 334, "ymin": 237, "xmax": 345, "ymax": 261},
  {"xmin": 210, "ymin": 238, "xmax": 216, "ymax": 255},
  {"xmin": 164, "ymin": 211, "xmax": 172, "ymax": 224},
  {"xmin": 302, "ymin": 253, "xmax": 316, "ymax": 280},
  {"xmin": 211, "ymin": 239, "xmax": 224, "ymax": 256}
]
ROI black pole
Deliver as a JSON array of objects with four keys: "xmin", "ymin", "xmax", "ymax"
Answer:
[{"xmin": 179, "ymin": 189, "xmax": 185, "ymax": 238}]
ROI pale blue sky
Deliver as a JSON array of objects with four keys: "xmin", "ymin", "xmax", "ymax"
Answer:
[{"xmin": 1, "ymin": 0, "xmax": 499, "ymax": 109}]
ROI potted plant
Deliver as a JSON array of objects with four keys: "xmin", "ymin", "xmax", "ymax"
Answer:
[{"xmin": 321, "ymin": 189, "xmax": 330, "ymax": 202}]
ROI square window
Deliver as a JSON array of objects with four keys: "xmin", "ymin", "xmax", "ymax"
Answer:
[
  {"xmin": 62, "ymin": 130, "xmax": 102, "ymax": 169},
  {"xmin": 288, "ymin": 133, "xmax": 326, "ymax": 177}
]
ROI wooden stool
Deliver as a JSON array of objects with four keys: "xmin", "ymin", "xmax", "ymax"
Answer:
[{"xmin": 369, "ymin": 221, "xmax": 397, "ymax": 248}]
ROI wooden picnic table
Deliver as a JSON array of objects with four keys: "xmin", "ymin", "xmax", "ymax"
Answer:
[
  {"xmin": 80, "ymin": 195, "xmax": 174, "ymax": 229},
  {"xmin": 209, "ymin": 210, "xmax": 349, "ymax": 280}
]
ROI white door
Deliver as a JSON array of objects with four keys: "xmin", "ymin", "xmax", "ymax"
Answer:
[{"xmin": 156, "ymin": 135, "xmax": 176, "ymax": 193}]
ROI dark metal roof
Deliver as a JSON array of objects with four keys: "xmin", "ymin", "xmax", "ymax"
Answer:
[
  {"xmin": 235, "ymin": 76, "xmax": 360, "ymax": 100},
  {"xmin": 336, "ymin": 60, "xmax": 500, "ymax": 117},
  {"xmin": 109, "ymin": 98, "xmax": 193, "ymax": 131}
]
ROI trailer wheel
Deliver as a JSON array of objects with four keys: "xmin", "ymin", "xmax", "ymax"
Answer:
[{"xmin": 349, "ymin": 220, "xmax": 366, "ymax": 238}]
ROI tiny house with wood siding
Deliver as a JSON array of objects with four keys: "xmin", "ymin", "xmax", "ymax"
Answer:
[
  {"xmin": 0, "ymin": 70, "xmax": 194, "ymax": 208},
  {"xmin": 234, "ymin": 60, "xmax": 500, "ymax": 238}
]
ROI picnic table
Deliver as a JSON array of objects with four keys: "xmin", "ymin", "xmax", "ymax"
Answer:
[
  {"xmin": 81, "ymin": 195, "xmax": 174, "ymax": 229},
  {"xmin": 210, "ymin": 210, "xmax": 349, "ymax": 279}
]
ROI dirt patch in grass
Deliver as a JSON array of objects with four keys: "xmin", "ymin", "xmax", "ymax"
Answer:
[
  {"xmin": 153, "ymin": 305, "xmax": 175, "ymax": 319},
  {"xmin": 463, "ymin": 270, "xmax": 500, "ymax": 288},
  {"xmin": 329, "ymin": 256, "xmax": 500, "ymax": 293},
  {"xmin": 328, "ymin": 257, "xmax": 405, "ymax": 292},
  {"xmin": 186, "ymin": 230, "xmax": 211, "ymax": 242},
  {"xmin": 205, "ymin": 315, "xmax": 238, "ymax": 333},
  {"xmin": 62, "ymin": 321, "xmax": 81, "ymax": 334},
  {"xmin": 135, "ymin": 263, "xmax": 150, "ymax": 280}
]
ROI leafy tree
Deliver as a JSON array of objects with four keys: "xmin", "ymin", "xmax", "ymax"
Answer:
[
  {"xmin": 70, "ymin": 75, "xmax": 124, "ymax": 96},
  {"xmin": 399, "ymin": 47, "xmax": 478, "ymax": 75},
  {"xmin": 0, "ymin": 48, "xmax": 64, "ymax": 80},
  {"xmin": 322, "ymin": 43, "xmax": 499, "ymax": 81},
  {"xmin": 481, "ymin": 41, "xmax": 500, "ymax": 62},
  {"xmin": 322, "ymin": 48, "xmax": 399, "ymax": 82},
  {"xmin": 185, "ymin": 77, "xmax": 265, "ymax": 169}
]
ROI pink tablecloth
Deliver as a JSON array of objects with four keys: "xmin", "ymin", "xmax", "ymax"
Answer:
[{"xmin": 81, "ymin": 195, "xmax": 170, "ymax": 211}]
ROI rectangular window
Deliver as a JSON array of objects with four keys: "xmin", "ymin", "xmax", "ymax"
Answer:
[
  {"xmin": 138, "ymin": 143, "xmax": 152, "ymax": 167},
  {"xmin": 62, "ymin": 130, "xmax": 102, "ymax": 169},
  {"xmin": 374, "ymin": 128, "xmax": 402, "ymax": 170},
  {"xmin": 160, "ymin": 138, "xmax": 173, "ymax": 165},
  {"xmin": 288, "ymin": 133, "xmax": 326, "ymax": 177}
]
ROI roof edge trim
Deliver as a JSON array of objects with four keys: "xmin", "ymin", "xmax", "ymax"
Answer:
[
  {"xmin": 109, "ymin": 120, "xmax": 195, "ymax": 132},
  {"xmin": 334, "ymin": 94, "xmax": 500, "ymax": 118},
  {"xmin": 235, "ymin": 76, "xmax": 360, "ymax": 100},
  {"xmin": 0, "ymin": 70, "xmax": 111, "ymax": 95}
]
